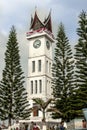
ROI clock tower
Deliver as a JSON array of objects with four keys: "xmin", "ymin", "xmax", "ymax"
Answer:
[{"xmin": 26, "ymin": 11, "xmax": 54, "ymax": 121}]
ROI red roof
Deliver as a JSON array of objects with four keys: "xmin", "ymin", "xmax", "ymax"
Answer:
[{"xmin": 30, "ymin": 11, "xmax": 52, "ymax": 33}]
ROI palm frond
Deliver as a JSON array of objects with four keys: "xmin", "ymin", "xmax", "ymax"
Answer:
[
  {"xmin": 46, "ymin": 108, "xmax": 62, "ymax": 115},
  {"xmin": 43, "ymin": 98, "xmax": 55, "ymax": 109},
  {"xmin": 32, "ymin": 98, "xmax": 44, "ymax": 106}
]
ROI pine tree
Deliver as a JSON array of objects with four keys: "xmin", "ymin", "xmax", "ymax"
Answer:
[
  {"xmin": 74, "ymin": 11, "xmax": 87, "ymax": 116},
  {"xmin": 52, "ymin": 23, "xmax": 74, "ymax": 121},
  {"xmin": 0, "ymin": 26, "xmax": 30, "ymax": 126}
]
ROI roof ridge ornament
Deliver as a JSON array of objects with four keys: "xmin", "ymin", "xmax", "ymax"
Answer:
[
  {"xmin": 35, "ymin": 6, "xmax": 37, "ymax": 12},
  {"xmin": 30, "ymin": 9, "xmax": 52, "ymax": 33}
]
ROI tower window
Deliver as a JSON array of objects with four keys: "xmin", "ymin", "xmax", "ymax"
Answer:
[
  {"xmin": 38, "ymin": 60, "xmax": 41, "ymax": 72},
  {"xmin": 39, "ymin": 80, "xmax": 42, "ymax": 93},
  {"xmin": 31, "ymin": 81, "xmax": 33, "ymax": 94},
  {"xmin": 35, "ymin": 80, "xmax": 37, "ymax": 93},
  {"xmin": 46, "ymin": 61, "xmax": 48, "ymax": 72},
  {"xmin": 49, "ymin": 62, "xmax": 51, "ymax": 73},
  {"xmin": 32, "ymin": 61, "xmax": 35, "ymax": 72}
]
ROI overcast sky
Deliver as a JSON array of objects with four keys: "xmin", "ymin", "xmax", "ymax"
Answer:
[{"xmin": 0, "ymin": 0, "xmax": 87, "ymax": 85}]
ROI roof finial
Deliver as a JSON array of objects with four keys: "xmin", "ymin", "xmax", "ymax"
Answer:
[
  {"xmin": 35, "ymin": 6, "xmax": 37, "ymax": 12},
  {"xmin": 50, "ymin": 8, "xmax": 52, "ymax": 15}
]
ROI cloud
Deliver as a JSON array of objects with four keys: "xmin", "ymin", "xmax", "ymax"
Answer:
[
  {"xmin": 50, "ymin": 1, "xmax": 85, "ymax": 44},
  {"xmin": 0, "ymin": 33, "xmax": 7, "ymax": 79},
  {"xmin": 0, "ymin": 0, "xmax": 51, "ymax": 15},
  {"xmin": 51, "ymin": 0, "xmax": 87, "ymax": 10}
]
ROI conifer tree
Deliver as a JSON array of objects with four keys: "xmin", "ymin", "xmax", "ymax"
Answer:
[
  {"xmin": 52, "ymin": 23, "xmax": 74, "ymax": 121},
  {"xmin": 74, "ymin": 11, "xmax": 87, "ymax": 116},
  {"xmin": 0, "ymin": 26, "xmax": 30, "ymax": 126}
]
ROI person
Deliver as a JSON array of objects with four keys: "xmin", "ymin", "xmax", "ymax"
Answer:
[
  {"xmin": 52, "ymin": 125, "xmax": 55, "ymax": 130},
  {"xmin": 33, "ymin": 123, "xmax": 40, "ymax": 130},
  {"xmin": 27, "ymin": 124, "xmax": 30, "ymax": 130},
  {"xmin": 55, "ymin": 124, "xmax": 59, "ymax": 130},
  {"xmin": 82, "ymin": 119, "xmax": 86, "ymax": 128},
  {"xmin": 30, "ymin": 122, "xmax": 34, "ymax": 130},
  {"xmin": 25, "ymin": 123, "xmax": 29, "ymax": 130},
  {"xmin": 59, "ymin": 121, "xmax": 65, "ymax": 130}
]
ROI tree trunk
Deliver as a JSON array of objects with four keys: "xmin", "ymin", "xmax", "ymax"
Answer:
[
  {"xmin": 42, "ymin": 110, "xmax": 46, "ymax": 123},
  {"xmin": 8, "ymin": 116, "xmax": 11, "ymax": 126}
]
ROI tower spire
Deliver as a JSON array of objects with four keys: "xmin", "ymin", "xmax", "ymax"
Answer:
[{"xmin": 35, "ymin": 6, "xmax": 37, "ymax": 12}]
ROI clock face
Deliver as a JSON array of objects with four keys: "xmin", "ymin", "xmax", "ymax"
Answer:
[
  {"xmin": 46, "ymin": 41, "xmax": 50, "ymax": 50},
  {"xmin": 33, "ymin": 40, "xmax": 41, "ymax": 48}
]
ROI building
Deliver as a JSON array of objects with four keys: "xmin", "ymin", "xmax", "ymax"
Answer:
[{"xmin": 26, "ymin": 10, "xmax": 55, "ymax": 122}]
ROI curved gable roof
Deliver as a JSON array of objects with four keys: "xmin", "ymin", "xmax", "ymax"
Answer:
[
  {"xmin": 30, "ymin": 11, "xmax": 52, "ymax": 33},
  {"xmin": 30, "ymin": 11, "xmax": 44, "ymax": 30},
  {"xmin": 44, "ymin": 11, "xmax": 52, "ymax": 32}
]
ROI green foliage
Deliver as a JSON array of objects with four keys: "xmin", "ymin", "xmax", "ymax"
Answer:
[
  {"xmin": 52, "ymin": 23, "xmax": 75, "ymax": 122},
  {"xmin": 74, "ymin": 10, "xmax": 87, "ymax": 116},
  {"xmin": 0, "ymin": 26, "xmax": 30, "ymax": 126},
  {"xmin": 32, "ymin": 98, "xmax": 58, "ymax": 122}
]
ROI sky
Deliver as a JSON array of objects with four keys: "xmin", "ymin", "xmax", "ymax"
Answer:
[{"xmin": 0, "ymin": 0, "xmax": 87, "ymax": 86}]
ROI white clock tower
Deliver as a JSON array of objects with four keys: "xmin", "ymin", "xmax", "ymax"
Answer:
[{"xmin": 26, "ymin": 11, "xmax": 54, "ymax": 122}]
